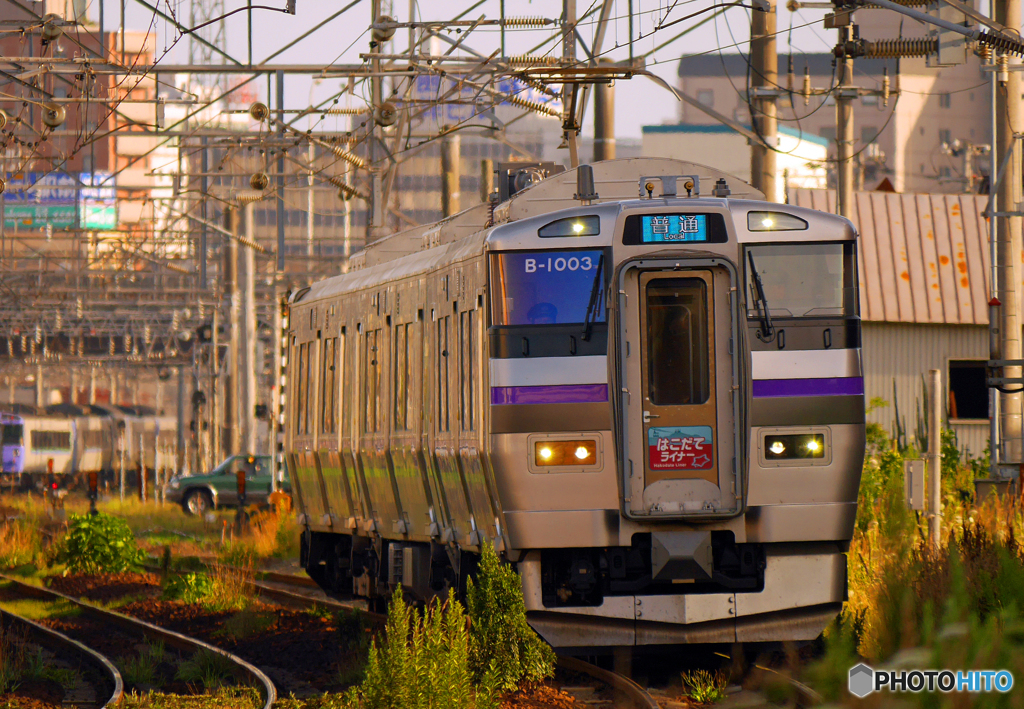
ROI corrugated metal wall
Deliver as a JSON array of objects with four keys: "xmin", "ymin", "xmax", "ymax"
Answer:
[{"xmin": 862, "ymin": 322, "xmax": 989, "ymax": 459}]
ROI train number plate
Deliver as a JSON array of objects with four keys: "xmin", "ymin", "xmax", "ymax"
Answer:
[{"xmin": 647, "ymin": 426, "xmax": 713, "ymax": 470}]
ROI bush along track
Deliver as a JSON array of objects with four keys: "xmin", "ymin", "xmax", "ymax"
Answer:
[{"xmin": 0, "ymin": 574, "xmax": 275, "ymax": 709}]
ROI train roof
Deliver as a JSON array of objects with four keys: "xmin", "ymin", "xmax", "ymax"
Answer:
[{"xmin": 297, "ymin": 158, "xmax": 763, "ymax": 305}]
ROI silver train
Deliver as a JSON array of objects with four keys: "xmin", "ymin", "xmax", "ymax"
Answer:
[
  {"xmin": 0, "ymin": 404, "xmax": 177, "ymax": 489},
  {"xmin": 287, "ymin": 157, "xmax": 864, "ymax": 648}
]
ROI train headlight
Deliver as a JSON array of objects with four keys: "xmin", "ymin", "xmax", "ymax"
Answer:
[
  {"xmin": 763, "ymin": 434, "xmax": 826, "ymax": 460},
  {"xmin": 533, "ymin": 440, "xmax": 598, "ymax": 467}
]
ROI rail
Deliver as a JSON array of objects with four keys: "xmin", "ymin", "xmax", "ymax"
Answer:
[
  {"xmin": 0, "ymin": 573, "xmax": 277, "ymax": 709},
  {"xmin": 0, "ymin": 605, "xmax": 124, "ymax": 708}
]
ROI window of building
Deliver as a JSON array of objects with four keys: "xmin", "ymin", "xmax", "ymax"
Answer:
[
  {"xmin": 696, "ymin": 89, "xmax": 714, "ymax": 107},
  {"xmin": 939, "ymin": 129, "xmax": 952, "ymax": 145},
  {"xmin": 861, "ymin": 126, "xmax": 878, "ymax": 144},
  {"xmin": 862, "ymin": 94, "xmax": 878, "ymax": 106},
  {"xmin": 939, "ymin": 93, "xmax": 951, "ymax": 108},
  {"xmin": 819, "ymin": 126, "xmax": 837, "ymax": 144},
  {"xmin": 949, "ymin": 360, "xmax": 988, "ymax": 420},
  {"xmin": 939, "ymin": 166, "xmax": 952, "ymax": 178}
]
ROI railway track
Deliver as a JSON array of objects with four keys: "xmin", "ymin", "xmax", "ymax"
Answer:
[
  {"xmin": 0, "ymin": 573, "xmax": 276, "ymax": 709},
  {"xmin": 0, "ymin": 604, "xmax": 123, "ymax": 708}
]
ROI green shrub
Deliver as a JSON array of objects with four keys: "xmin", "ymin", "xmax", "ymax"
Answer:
[
  {"xmin": 681, "ymin": 669, "xmax": 728, "ymax": 704},
  {"xmin": 357, "ymin": 589, "xmax": 474, "ymax": 709},
  {"xmin": 466, "ymin": 544, "xmax": 555, "ymax": 692},
  {"xmin": 162, "ymin": 572, "xmax": 214, "ymax": 604},
  {"xmin": 55, "ymin": 512, "xmax": 146, "ymax": 574}
]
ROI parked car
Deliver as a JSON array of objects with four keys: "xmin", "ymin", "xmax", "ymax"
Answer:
[{"xmin": 167, "ymin": 455, "xmax": 289, "ymax": 515}]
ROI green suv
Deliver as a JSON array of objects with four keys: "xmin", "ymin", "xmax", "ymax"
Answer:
[{"xmin": 167, "ymin": 455, "xmax": 289, "ymax": 515}]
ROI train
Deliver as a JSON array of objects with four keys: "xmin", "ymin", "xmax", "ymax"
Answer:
[
  {"xmin": 287, "ymin": 157, "xmax": 864, "ymax": 649},
  {"xmin": 0, "ymin": 403, "xmax": 177, "ymax": 490}
]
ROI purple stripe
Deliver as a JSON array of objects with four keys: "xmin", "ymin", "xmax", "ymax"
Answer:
[
  {"xmin": 753, "ymin": 377, "xmax": 864, "ymax": 398},
  {"xmin": 491, "ymin": 384, "xmax": 609, "ymax": 405}
]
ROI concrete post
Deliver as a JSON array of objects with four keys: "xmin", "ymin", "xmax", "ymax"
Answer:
[{"xmin": 928, "ymin": 369, "xmax": 943, "ymax": 547}]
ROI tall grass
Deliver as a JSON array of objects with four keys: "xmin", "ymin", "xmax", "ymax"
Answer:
[
  {"xmin": 0, "ymin": 520, "xmax": 44, "ymax": 569},
  {"xmin": 806, "ymin": 426, "xmax": 1024, "ymax": 705}
]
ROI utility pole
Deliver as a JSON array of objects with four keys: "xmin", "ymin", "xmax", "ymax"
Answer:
[
  {"xmin": 995, "ymin": 0, "xmax": 1023, "ymax": 469},
  {"xmin": 35, "ymin": 363, "xmax": 42, "ymax": 408},
  {"xmin": 242, "ymin": 202, "xmax": 257, "ymax": 456},
  {"xmin": 441, "ymin": 135, "xmax": 461, "ymax": 217},
  {"xmin": 750, "ymin": 0, "xmax": 778, "ymax": 202},
  {"xmin": 835, "ymin": 12, "xmax": 856, "ymax": 220},
  {"xmin": 176, "ymin": 365, "xmax": 186, "ymax": 475},
  {"xmin": 562, "ymin": 0, "xmax": 579, "ymax": 168},
  {"xmin": 368, "ymin": 0, "xmax": 387, "ymax": 243},
  {"xmin": 210, "ymin": 307, "xmax": 220, "ymax": 466},
  {"xmin": 593, "ymin": 68, "xmax": 616, "ymax": 161},
  {"xmin": 223, "ymin": 206, "xmax": 240, "ymax": 458},
  {"xmin": 928, "ymin": 369, "xmax": 942, "ymax": 546}
]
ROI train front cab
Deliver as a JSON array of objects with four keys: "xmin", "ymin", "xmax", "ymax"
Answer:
[{"xmin": 505, "ymin": 198, "xmax": 863, "ymax": 648}]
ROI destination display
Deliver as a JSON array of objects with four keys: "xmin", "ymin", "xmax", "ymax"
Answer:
[{"xmin": 640, "ymin": 214, "xmax": 709, "ymax": 243}]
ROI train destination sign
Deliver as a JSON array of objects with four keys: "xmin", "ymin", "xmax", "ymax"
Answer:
[
  {"xmin": 640, "ymin": 214, "xmax": 709, "ymax": 243},
  {"xmin": 648, "ymin": 426, "xmax": 714, "ymax": 470}
]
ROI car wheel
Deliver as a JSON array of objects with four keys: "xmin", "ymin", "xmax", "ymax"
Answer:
[{"xmin": 184, "ymin": 489, "xmax": 214, "ymax": 516}]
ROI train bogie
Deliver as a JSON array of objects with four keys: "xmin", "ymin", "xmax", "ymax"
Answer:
[{"xmin": 287, "ymin": 158, "xmax": 864, "ymax": 648}]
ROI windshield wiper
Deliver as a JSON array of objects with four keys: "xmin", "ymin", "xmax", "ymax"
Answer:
[
  {"xmin": 746, "ymin": 251, "xmax": 775, "ymax": 343},
  {"xmin": 582, "ymin": 254, "xmax": 605, "ymax": 342}
]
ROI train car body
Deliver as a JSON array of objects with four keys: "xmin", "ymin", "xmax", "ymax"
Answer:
[
  {"xmin": 287, "ymin": 158, "xmax": 865, "ymax": 648},
  {"xmin": 0, "ymin": 413, "xmax": 75, "ymax": 479}
]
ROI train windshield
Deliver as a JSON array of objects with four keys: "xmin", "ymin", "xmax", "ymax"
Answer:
[
  {"xmin": 490, "ymin": 249, "xmax": 607, "ymax": 326},
  {"xmin": 744, "ymin": 242, "xmax": 857, "ymax": 318},
  {"xmin": 1, "ymin": 424, "xmax": 23, "ymax": 446}
]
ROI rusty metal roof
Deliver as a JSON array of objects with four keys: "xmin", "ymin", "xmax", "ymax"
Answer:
[{"xmin": 789, "ymin": 189, "xmax": 991, "ymax": 325}]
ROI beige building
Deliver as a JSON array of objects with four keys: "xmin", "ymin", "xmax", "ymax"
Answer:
[{"xmin": 677, "ymin": 7, "xmax": 991, "ymax": 194}]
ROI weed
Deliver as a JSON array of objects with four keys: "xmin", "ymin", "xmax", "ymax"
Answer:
[
  {"xmin": 120, "ymin": 641, "xmax": 166, "ymax": 688},
  {"xmin": 0, "ymin": 521, "xmax": 43, "ymax": 570},
  {"xmin": 305, "ymin": 603, "xmax": 331, "ymax": 620},
  {"xmin": 466, "ymin": 543, "xmax": 555, "ymax": 691},
  {"xmin": 175, "ymin": 649, "xmax": 236, "ymax": 690},
  {"xmin": 21, "ymin": 646, "xmax": 77, "ymax": 689},
  {"xmin": 681, "ymin": 669, "xmax": 728, "ymax": 704},
  {"xmin": 120, "ymin": 686, "xmax": 262, "ymax": 709},
  {"xmin": 0, "ymin": 617, "xmax": 26, "ymax": 693},
  {"xmin": 54, "ymin": 512, "xmax": 146, "ymax": 574},
  {"xmin": 334, "ymin": 607, "xmax": 373, "ymax": 655},
  {"xmin": 216, "ymin": 609, "xmax": 275, "ymax": 640},
  {"xmin": 162, "ymin": 572, "xmax": 214, "ymax": 605},
  {"xmin": 202, "ymin": 562, "xmax": 256, "ymax": 612}
]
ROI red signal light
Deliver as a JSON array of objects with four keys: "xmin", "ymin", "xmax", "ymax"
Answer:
[{"xmin": 51, "ymin": 482, "xmax": 58, "ymax": 490}]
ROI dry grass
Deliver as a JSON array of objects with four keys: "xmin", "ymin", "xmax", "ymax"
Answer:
[{"xmin": 203, "ymin": 560, "xmax": 258, "ymax": 613}]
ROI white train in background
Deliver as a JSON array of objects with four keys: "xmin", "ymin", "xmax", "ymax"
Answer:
[{"xmin": 0, "ymin": 404, "xmax": 177, "ymax": 489}]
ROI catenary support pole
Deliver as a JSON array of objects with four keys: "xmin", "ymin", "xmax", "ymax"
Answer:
[
  {"xmin": 593, "ymin": 67, "xmax": 616, "ymax": 161},
  {"xmin": 750, "ymin": 0, "xmax": 778, "ymax": 201},
  {"xmin": 242, "ymin": 202, "xmax": 257, "ymax": 456},
  {"xmin": 996, "ymin": 0, "xmax": 1022, "ymax": 470},
  {"xmin": 928, "ymin": 369, "xmax": 942, "ymax": 547},
  {"xmin": 224, "ymin": 205, "xmax": 240, "ymax": 458},
  {"xmin": 176, "ymin": 365, "xmax": 186, "ymax": 475},
  {"xmin": 441, "ymin": 135, "xmax": 461, "ymax": 217},
  {"xmin": 836, "ymin": 20, "xmax": 856, "ymax": 219}
]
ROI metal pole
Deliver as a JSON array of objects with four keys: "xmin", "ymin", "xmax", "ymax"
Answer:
[
  {"xmin": 561, "ymin": 0, "xmax": 579, "ymax": 168},
  {"xmin": 88, "ymin": 366, "xmax": 96, "ymax": 405},
  {"xmin": 35, "ymin": 363, "xmax": 43, "ymax": 408},
  {"xmin": 271, "ymin": 291, "xmax": 283, "ymax": 493},
  {"xmin": 750, "ymin": 0, "xmax": 778, "ymax": 202},
  {"xmin": 243, "ymin": 202, "xmax": 257, "ymax": 456},
  {"xmin": 989, "ymin": 44, "xmax": 1001, "ymax": 480},
  {"xmin": 307, "ymin": 142, "xmax": 315, "ymax": 271},
  {"xmin": 441, "ymin": 135, "xmax": 461, "ymax": 217},
  {"xmin": 224, "ymin": 205, "xmax": 240, "ymax": 457},
  {"xmin": 176, "ymin": 365, "xmax": 186, "ymax": 475},
  {"xmin": 276, "ymin": 70, "xmax": 286, "ymax": 271},
  {"xmin": 368, "ymin": 0, "xmax": 386, "ymax": 243},
  {"xmin": 119, "ymin": 432, "xmax": 125, "ymax": 503},
  {"xmin": 836, "ymin": 22, "xmax": 855, "ymax": 219},
  {"xmin": 928, "ymin": 369, "xmax": 942, "ymax": 547},
  {"xmin": 210, "ymin": 308, "xmax": 220, "ymax": 466},
  {"xmin": 139, "ymin": 432, "xmax": 146, "ymax": 502},
  {"xmin": 200, "ymin": 137, "xmax": 209, "ymax": 289},
  {"xmin": 593, "ymin": 67, "xmax": 615, "ymax": 161},
  {"xmin": 996, "ymin": 0, "xmax": 1023, "ymax": 470}
]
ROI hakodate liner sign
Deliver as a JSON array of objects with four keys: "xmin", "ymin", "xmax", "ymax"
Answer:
[{"xmin": 648, "ymin": 426, "xmax": 714, "ymax": 470}]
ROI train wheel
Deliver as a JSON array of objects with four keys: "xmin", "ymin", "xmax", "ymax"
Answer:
[{"xmin": 183, "ymin": 489, "xmax": 214, "ymax": 516}]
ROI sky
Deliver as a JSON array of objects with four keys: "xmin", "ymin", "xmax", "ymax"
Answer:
[{"xmin": 94, "ymin": 0, "xmax": 850, "ymax": 141}]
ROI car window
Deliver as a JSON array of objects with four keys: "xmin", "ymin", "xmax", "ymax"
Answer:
[{"xmin": 254, "ymin": 459, "xmax": 267, "ymax": 475}]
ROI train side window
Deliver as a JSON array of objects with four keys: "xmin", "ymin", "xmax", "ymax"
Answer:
[
  {"xmin": 321, "ymin": 337, "xmax": 338, "ymax": 435},
  {"xmin": 296, "ymin": 343, "xmax": 308, "ymax": 436},
  {"xmin": 30, "ymin": 430, "xmax": 71, "ymax": 450},
  {"xmin": 338, "ymin": 332, "xmax": 348, "ymax": 438},
  {"xmin": 460, "ymin": 310, "xmax": 475, "ymax": 431},
  {"xmin": 364, "ymin": 329, "xmax": 382, "ymax": 433},
  {"xmin": 394, "ymin": 323, "xmax": 411, "ymax": 431},
  {"xmin": 437, "ymin": 316, "xmax": 450, "ymax": 433}
]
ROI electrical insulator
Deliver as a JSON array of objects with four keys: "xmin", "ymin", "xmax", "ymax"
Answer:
[
  {"xmin": 882, "ymin": 69, "xmax": 890, "ymax": 108},
  {"xmin": 249, "ymin": 102, "xmax": 270, "ymax": 122},
  {"xmin": 250, "ymin": 172, "xmax": 269, "ymax": 191},
  {"xmin": 979, "ymin": 44, "xmax": 993, "ymax": 65},
  {"xmin": 371, "ymin": 15, "xmax": 396, "ymax": 42},
  {"xmin": 41, "ymin": 103, "xmax": 65, "ymax": 129},
  {"xmin": 997, "ymin": 54, "xmax": 1009, "ymax": 84},
  {"xmin": 501, "ymin": 16, "xmax": 551, "ymax": 27},
  {"xmin": 802, "ymin": 67, "xmax": 811, "ymax": 107}
]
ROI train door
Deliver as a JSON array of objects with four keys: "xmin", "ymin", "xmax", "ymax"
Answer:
[
  {"xmin": 455, "ymin": 266, "xmax": 497, "ymax": 546},
  {"xmin": 618, "ymin": 258, "xmax": 745, "ymax": 519},
  {"xmin": 357, "ymin": 302, "xmax": 402, "ymax": 532},
  {"xmin": 431, "ymin": 271, "xmax": 475, "ymax": 545}
]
